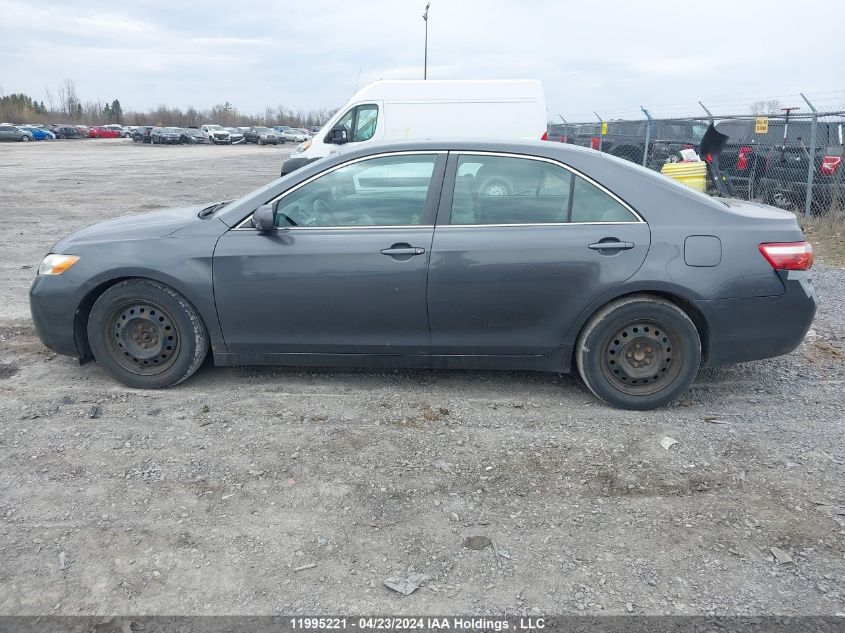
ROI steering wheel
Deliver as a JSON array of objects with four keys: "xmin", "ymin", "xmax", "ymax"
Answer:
[{"xmin": 312, "ymin": 198, "xmax": 338, "ymax": 226}]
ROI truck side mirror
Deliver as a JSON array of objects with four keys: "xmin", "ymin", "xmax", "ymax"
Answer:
[{"xmin": 327, "ymin": 126, "xmax": 348, "ymax": 145}]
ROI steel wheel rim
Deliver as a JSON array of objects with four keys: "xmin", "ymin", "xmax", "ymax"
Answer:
[
  {"xmin": 600, "ymin": 320, "xmax": 683, "ymax": 396},
  {"xmin": 105, "ymin": 301, "xmax": 180, "ymax": 375},
  {"xmin": 483, "ymin": 181, "xmax": 509, "ymax": 196}
]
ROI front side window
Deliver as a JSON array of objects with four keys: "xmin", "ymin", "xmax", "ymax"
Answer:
[
  {"xmin": 353, "ymin": 105, "xmax": 378, "ymax": 141},
  {"xmin": 450, "ymin": 154, "xmax": 638, "ymax": 225},
  {"xmin": 330, "ymin": 105, "xmax": 379, "ymax": 143},
  {"xmin": 272, "ymin": 154, "xmax": 437, "ymax": 228}
]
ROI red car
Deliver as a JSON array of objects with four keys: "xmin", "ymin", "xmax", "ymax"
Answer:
[{"xmin": 88, "ymin": 126, "xmax": 120, "ymax": 139}]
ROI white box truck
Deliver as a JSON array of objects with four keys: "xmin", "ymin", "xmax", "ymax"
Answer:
[{"xmin": 281, "ymin": 79, "xmax": 547, "ymax": 175}]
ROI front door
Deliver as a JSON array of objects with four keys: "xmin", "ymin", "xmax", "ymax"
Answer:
[
  {"xmin": 213, "ymin": 152, "xmax": 446, "ymax": 355},
  {"xmin": 427, "ymin": 152, "xmax": 651, "ymax": 356}
]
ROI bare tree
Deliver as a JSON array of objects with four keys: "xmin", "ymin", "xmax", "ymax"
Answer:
[{"xmin": 750, "ymin": 99, "xmax": 781, "ymax": 115}]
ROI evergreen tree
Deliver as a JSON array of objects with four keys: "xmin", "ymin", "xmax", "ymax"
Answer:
[
  {"xmin": 111, "ymin": 99, "xmax": 123, "ymax": 123},
  {"xmin": 103, "ymin": 103, "xmax": 112, "ymax": 119}
]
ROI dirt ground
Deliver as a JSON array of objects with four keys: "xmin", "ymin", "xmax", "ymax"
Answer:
[{"xmin": 0, "ymin": 139, "xmax": 843, "ymax": 616}]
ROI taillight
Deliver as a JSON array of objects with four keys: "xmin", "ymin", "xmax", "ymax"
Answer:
[
  {"xmin": 560, "ymin": 135, "xmax": 567, "ymax": 143},
  {"xmin": 820, "ymin": 155, "xmax": 842, "ymax": 176},
  {"xmin": 590, "ymin": 137, "xmax": 600, "ymax": 150},
  {"xmin": 541, "ymin": 131, "xmax": 548, "ymax": 141},
  {"xmin": 736, "ymin": 146, "xmax": 752, "ymax": 171},
  {"xmin": 759, "ymin": 242, "xmax": 813, "ymax": 271}
]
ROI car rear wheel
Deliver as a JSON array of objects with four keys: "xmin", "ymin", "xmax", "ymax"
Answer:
[
  {"xmin": 87, "ymin": 279, "xmax": 208, "ymax": 389},
  {"xmin": 575, "ymin": 295, "xmax": 701, "ymax": 410},
  {"xmin": 21, "ymin": 135, "xmax": 31, "ymax": 142}
]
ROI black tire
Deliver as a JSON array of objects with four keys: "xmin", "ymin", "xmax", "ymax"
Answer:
[
  {"xmin": 575, "ymin": 295, "xmax": 701, "ymax": 410},
  {"xmin": 21, "ymin": 135, "xmax": 31, "ymax": 142},
  {"xmin": 87, "ymin": 279, "xmax": 208, "ymax": 389}
]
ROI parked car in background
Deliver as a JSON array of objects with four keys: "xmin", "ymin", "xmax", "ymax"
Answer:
[
  {"xmin": 29, "ymin": 140, "xmax": 816, "ymax": 410},
  {"xmin": 150, "ymin": 127, "xmax": 183, "ymax": 144},
  {"xmin": 226, "ymin": 128, "xmax": 245, "ymax": 144},
  {"xmin": 101, "ymin": 124, "xmax": 133, "ymax": 138},
  {"xmin": 759, "ymin": 120, "xmax": 844, "ymax": 214},
  {"xmin": 280, "ymin": 128, "xmax": 309, "ymax": 142},
  {"xmin": 571, "ymin": 119, "xmax": 710, "ymax": 169},
  {"xmin": 180, "ymin": 128, "xmax": 207, "ymax": 144},
  {"xmin": 200, "ymin": 124, "xmax": 231, "ymax": 144},
  {"xmin": 131, "ymin": 126, "xmax": 154, "ymax": 143},
  {"xmin": 243, "ymin": 126, "xmax": 281, "ymax": 145},
  {"xmin": 52, "ymin": 125, "xmax": 85, "ymax": 139},
  {"xmin": 88, "ymin": 126, "xmax": 121, "ymax": 139},
  {"xmin": 75, "ymin": 125, "xmax": 90, "ymax": 137},
  {"xmin": 273, "ymin": 126, "xmax": 292, "ymax": 136},
  {"xmin": 19, "ymin": 125, "xmax": 55, "ymax": 140},
  {"xmin": 0, "ymin": 125, "xmax": 34, "ymax": 142}
]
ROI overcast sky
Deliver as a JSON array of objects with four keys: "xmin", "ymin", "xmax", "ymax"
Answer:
[{"xmin": 1, "ymin": 0, "xmax": 844, "ymax": 120}]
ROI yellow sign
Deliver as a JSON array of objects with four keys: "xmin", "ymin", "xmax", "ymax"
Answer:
[
  {"xmin": 755, "ymin": 117, "xmax": 769, "ymax": 134},
  {"xmin": 601, "ymin": 122, "xmax": 608, "ymax": 135}
]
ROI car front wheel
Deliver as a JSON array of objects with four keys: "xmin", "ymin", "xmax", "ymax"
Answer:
[
  {"xmin": 575, "ymin": 295, "xmax": 701, "ymax": 410},
  {"xmin": 87, "ymin": 279, "xmax": 208, "ymax": 389}
]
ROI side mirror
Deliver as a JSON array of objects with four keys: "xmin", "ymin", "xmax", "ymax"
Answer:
[
  {"xmin": 252, "ymin": 203, "xmax": 276, "ymax": 231},
  {"xmin": 326, "ymin": 126, "xmax": 348, "ymax": 145}
]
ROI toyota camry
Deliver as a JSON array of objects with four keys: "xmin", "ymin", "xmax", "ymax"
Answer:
[{"xmin": 29, "ymin": 141, "xmax": 816, "ymax": 409}]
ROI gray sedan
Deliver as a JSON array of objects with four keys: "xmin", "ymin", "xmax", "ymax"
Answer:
[
  {"xmin": 0, "ymin": 125, "xmax": 34, "ymax": 142},
  {"xmin": 29, "ymin": 141, "xmax": 816, "ymax": 409}
]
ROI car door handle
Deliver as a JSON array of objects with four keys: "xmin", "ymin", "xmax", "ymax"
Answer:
[
  {"xmin": 380, "ymin": 245, "xmax": 426, "ymax": 257},
  {"xmin": 588, "ymin": 240, "xmax": 634, "ymax": 251}
]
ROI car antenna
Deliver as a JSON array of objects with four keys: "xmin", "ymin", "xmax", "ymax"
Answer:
[{"xmin": 352, "ymin": 68, "xmax": 362, "ymax": 96}]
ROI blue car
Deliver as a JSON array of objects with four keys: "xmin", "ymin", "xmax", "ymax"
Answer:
[{"xmin": 20, "ymin": 126, "xmax": 55, "ymax": 140}]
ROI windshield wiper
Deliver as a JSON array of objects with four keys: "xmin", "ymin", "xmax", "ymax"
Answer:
[{"xmin": 198, "ymin": 201, "xmax": 231, "ymax": 218}]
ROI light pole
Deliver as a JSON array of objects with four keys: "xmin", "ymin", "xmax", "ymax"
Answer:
[{"xmin": 422, "ymin": 3, "xmax": 430, "ymax": 80}]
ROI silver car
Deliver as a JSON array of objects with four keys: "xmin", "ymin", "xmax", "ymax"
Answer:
[{"xmin": 0, "ymin": 125, "xmax": 34, "ymax": 142}]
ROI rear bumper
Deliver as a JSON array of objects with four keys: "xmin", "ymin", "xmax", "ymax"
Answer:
[
  {"xmin": 29, "ymin": 274, "xmax": 89, "ymax": 359},
  {"xmin": 695, "ymin": 271, "xmax": 816, "ymax": 367}
]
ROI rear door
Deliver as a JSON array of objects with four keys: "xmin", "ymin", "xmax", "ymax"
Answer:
[{"xmin": 427, "ymin": 152, "xmax": 650, "ymax": 356}]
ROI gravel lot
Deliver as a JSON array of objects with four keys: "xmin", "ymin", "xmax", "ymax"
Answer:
[{"xmin": 0, "ymin": 139, "xmax": 843, "ymax": 616}]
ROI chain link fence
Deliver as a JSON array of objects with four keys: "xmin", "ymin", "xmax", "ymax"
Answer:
[{"xmin": 549, "ymin": 105, "xmax": 845, "ymax": 217}]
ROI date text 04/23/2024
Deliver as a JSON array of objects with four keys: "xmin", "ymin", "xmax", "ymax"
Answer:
[{"xmin": 290, "ymin": 617, "xmax": 547, "ymax": 631}]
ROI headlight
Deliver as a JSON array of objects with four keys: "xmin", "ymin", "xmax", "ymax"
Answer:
[
  {"xmin": 38, "ymin": 254, "xmax": 80, "ymax": 276},
  {"xmin": 292, "ymin": 140, "xmax": 311, "ymax": 155}
]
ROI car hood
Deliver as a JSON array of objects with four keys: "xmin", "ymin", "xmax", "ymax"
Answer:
[{"xmin": 53, "ymin": 205, "xmax": 207, "ymax": 250}]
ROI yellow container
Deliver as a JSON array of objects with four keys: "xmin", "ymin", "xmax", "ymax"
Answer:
[{"xmin": 660, "ymin": 161, "xmax": 707, "ymax": 192}]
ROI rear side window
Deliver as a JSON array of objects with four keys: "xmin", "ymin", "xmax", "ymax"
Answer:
[
  {"xmin": 449, "ymin": 155, "xmax": 638, "ymax": 225},
  {"xmin": 570, "ymin": 175, "xmax": 637, "ymax": 223},
  {"xmin": 450, "ymin": 155, "xmax": 572, "ymax": 225}
]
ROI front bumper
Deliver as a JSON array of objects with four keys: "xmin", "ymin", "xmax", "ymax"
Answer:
[
  {"xmin": 695, "ymin": 271, "xmax": 816, "ymax": 367},
  {"xmin": 29, "ymin": 274, "xmax": 91, "ymax": 359}
]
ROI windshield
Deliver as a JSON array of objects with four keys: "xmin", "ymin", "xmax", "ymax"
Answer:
[
  {"xmin": 206, "ymin": 125, "xmax": 223, "ymax": 131},
  {"xmin": 164, "ymin": 127, "xmax": 180, "ymax": 133},
  {"xmin": 255, "ymin": 127, "xmax": 271, "ymax": 133}
]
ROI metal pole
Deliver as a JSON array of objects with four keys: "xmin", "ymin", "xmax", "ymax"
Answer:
[
  {"xmin": 423, "ymin": 3, "xmax": 430, "ymax": 80},
  {"xmin": 594, "ymin": 111, "xmax": 604, "ymax": 152},
  {"xmin": 698, "ymin": 101, "xmax": 714, "ymax": 125},
  {"xmin": 558, "ymin": 114, "xmax": 568, "ymax": 142},
  {"xmin": 641, "ymin": 106, "xmax": 653, "ymax": 167},
  {"xmin": 801, "ymin": 93, "xmax": 818, "ymax": 217}
]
